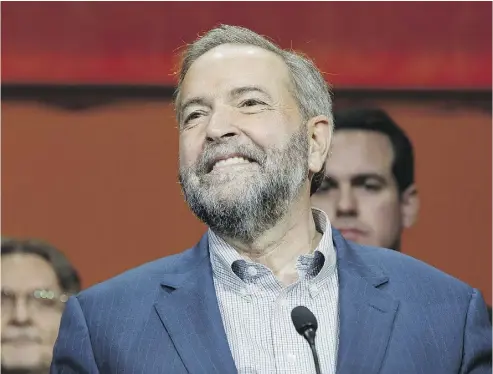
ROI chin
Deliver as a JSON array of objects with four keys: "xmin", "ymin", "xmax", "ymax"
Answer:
[
  {"xmin": 203, "ymin": 170, "xmax": 258, "ymax": 186},
  {"xmin": 2, "ymin": 350, "xmax": 44, "ymax": 370},
  {"xmin": 211, "ymin": 191, "xmax": 249, "ymax": 207},
  {"xmin": 205, "ymin": 179, "xmax": 256, "ymax": 197}
]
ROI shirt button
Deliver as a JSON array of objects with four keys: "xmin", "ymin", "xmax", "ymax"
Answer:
[
  {"xmin": 247, "ymin": 266, "xmax": 258, "ymax": 277},
  {"xmin": 309, "ymin": 284, "xmax": 319, "ymax": 295},
  {"xmin": 286, "ymin": 353, "xmax": 296, "ymax": 363}
]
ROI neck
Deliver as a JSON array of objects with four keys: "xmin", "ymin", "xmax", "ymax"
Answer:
[{"xmin": 221, "ymin": 192, "xmax": 322, "ymax": 285}]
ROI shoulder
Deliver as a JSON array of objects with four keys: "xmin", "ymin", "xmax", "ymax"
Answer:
[
  {"xmin": 342, "ymin": 239, "xmax": 474, "ymax": 302},
  {"xmin": 76, "ymin": 242, "xmax": 205, "ymax": 306}
]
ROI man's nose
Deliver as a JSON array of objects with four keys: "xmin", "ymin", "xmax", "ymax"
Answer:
[
  {"xmin": 11, "ymin": 297, "xmax": 31, "ymax": 325},
  {"xmin": 336, "ymin": 187, "xmax": 358, "ymax": 217},
  {"xmin": 205, "ymin": 107, "xmax": 239, "ymax": 142}
]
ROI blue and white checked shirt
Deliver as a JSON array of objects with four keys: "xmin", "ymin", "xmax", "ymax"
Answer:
[{"xmin": 209, "ymin": 208, "xmax": 339, "ymax": 374}]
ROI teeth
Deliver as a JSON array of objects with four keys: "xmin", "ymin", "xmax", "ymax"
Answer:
[{"xmin": 213, "ymin": 157, "xmax": 251, "ymax": 170}]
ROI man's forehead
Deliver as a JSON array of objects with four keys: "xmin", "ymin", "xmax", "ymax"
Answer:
[
  {"xmin": 179, "ymin": 44, "xmax": 291, "ymax": 98},
  {"xmin": 327, "ymin": 129, "xmax": 394, "ymax": 176},
  {"xmin": 190, "ymin": 43, "xmax": 285, "ymax": 69},
  {"xmin": 1, "ymin": 253, "xmax": 59, "ymax": 289},
  {"xmin": 199, "ymin": 43, "xmax": 277, "ymax": 60}
]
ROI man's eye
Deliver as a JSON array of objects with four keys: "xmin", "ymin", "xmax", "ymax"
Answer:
[
  {"xmin": 318, "ymin": 177, "xmax": 337, "ymax": 192},
  {"xmin": 240, "ymin": 99, "xmax": 265, "ymax": 107},
  {"xmin": 185, "ymin": 112, "xmax": 199, "ymax": 123},
  {"xmin": 362, "ymin": 183, "xmax": 382, "ymax": 192},
  {"xmin": 0, "ymin": 290, "xmax": 13, "ymax": 303},
  {"xmin": 184, "ymin": 112, "xmax": 202, "ymax": 123}
]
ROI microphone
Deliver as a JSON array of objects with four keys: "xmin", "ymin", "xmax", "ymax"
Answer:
[{"xmin": 291, "ymin": 306, "xmax": 321, "ymax": 374}]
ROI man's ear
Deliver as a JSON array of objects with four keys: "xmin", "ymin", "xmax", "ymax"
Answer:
[
  {"xmin": 400, "ymin": 184, "xmax": 420, "ymax": 228},
  {"xmin": 307, "ymin": 115, "xmax": 332, "ymax": 175}
]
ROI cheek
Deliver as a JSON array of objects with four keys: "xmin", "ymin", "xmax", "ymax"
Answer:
[
  {"xmin": 1, "ymin": 314, "xmax": 10, "ymax": 326},
  {"xmin": 179, "ymin": 133, "xmax": 202, "ymax": 168},
  {"xmin": 35, "ymin": 312, "xmax": 63, "ymax": 343},
  {"xmin": 241, "ymin": 112, "xmax": 293, "ymax": 148},
  {"xmin": 311, "ymin": 193, "xmax": 337, "ymax": 216},
  {"xmin": 361, "ymin": 197, "xmax": 401, "ymax": 232}
]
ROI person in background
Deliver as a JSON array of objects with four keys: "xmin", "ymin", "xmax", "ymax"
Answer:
[
  {"xmin": 312, "ymin": 107, "xmax": 419, "ymax": 251},
  {"xmin": 1, "ymin": 238, "xmax": 81, "ymax": 374},
  {"xmin": 312, "ymin": 107, "xmax": 492, "ymax": 321}
]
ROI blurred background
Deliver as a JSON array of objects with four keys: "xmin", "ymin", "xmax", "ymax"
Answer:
[{"xmin": 2, "ymin": 2, "xmax": 491, "ymax": 305}]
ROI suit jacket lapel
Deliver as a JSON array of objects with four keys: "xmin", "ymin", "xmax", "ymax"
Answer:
[
  {"xmin": 154, "ymin": 235, "xmax": 237, "ymax": 374},
  {"xmin": 334, "ymin": 231, "xmax": 400, "ymax": 374}
]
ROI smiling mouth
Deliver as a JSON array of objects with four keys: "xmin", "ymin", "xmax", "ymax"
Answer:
[{"xmin": 208, "ymin": 156, "xmax": 256, "ymax": 173}]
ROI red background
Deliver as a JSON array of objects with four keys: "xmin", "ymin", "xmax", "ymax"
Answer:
[{"xmin": 2, "ymin": 2, "xmax": 491, "ymax": 88}]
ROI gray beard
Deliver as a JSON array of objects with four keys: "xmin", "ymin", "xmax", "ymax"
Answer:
[{"xmin": 179, "ymin": 126, "xmax": 310, "ymax": 243}]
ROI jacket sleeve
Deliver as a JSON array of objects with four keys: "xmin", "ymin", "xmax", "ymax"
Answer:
[
  {"xmin": 460, "ymin": 288, "xmax": 492, "ymax": 374},
  {"xmin": 50, "ymin": 296, "xmax": 100, "ymax": 374}
]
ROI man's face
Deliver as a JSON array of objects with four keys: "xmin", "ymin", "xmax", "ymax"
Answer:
[
  {"xmin": 1, "ymin": 253, "xmax": 64, "ymax": 371},
  {"xmin": 178, "ymin": 44, "xmax": 312, "ymax": 242},
  {"xmin": 312, "ymin": 130, "xmax": 405, "ymax": 249}
]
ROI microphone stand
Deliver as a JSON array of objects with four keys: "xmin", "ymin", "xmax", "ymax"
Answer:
[
  {"xmin": 303, "ymin": 328, "xmax": 322, "ymax": 374},
  {"xmin": 309, "ymin": 341, "xmax": 321, "ymax": 374}
]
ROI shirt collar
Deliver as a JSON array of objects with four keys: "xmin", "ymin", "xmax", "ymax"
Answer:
[{"xmin": 208, "ymin": 208, "xmax": 336, "ymax": 288}]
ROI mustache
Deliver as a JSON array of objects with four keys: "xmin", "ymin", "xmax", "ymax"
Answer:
[{"xmin": 195, "ymin": 142, "xmax": 267, "ymax": 174}]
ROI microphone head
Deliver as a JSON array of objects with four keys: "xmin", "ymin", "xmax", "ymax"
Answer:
[{"xmin": 291, "ymin": 305, "xmax": 318, "ymax": 336}]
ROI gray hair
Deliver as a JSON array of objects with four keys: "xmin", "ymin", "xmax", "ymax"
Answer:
[{"xmin": 174, "ymin": 24, "xmax": 333, "ymax": 195}]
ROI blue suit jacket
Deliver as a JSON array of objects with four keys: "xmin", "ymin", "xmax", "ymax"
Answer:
[{"xmin": 51, "ymin": 230, "xmax": 492, "ymax": 373}]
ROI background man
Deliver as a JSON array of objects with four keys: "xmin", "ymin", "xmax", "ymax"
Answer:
[
  {"xmin": 2, "ymin": 238, "xmax": 81, "ymax": 374},
  {"xmin": 312, "ymin": 107, "xmax": 419, "ymax": 251}
]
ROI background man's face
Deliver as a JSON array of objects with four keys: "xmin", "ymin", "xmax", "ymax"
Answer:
[
  {"xmin": 1, "ymin": 253, "xmax": 64, "ymax": 371},
  {"xmin": 312, "ymin": 130, "xmax": 404, "ymax": 249}
]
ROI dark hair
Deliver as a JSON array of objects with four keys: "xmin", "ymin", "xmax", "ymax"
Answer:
[
  {"xmin": 1, "ymin": 237, "xmax": 81, "ymax": 294},
  {"xmin": 334, "ymin": 108, "xmax": 414, "ymax": 192}
]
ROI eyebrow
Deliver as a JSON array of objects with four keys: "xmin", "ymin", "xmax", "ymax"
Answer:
[
  {"xmin": 351, "ymin": 173, "xmax": 388, "ymax": 185},
  {"xmin": 229, "ymin": 85, "xmax": 272, "ymax": 101},
  {"xmin": 1, "ymin": 286, "xmax": 60, "ymax": 293},
  {"xmin": 325, "ymin": 173, "xmax": 388, "ymax": 184}
]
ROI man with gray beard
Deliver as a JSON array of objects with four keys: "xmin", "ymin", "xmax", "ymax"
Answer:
[
  {"xmin": 51, "ymin": 25, "xmax": 491, "ymax": 374},
  {"xmin": 179, "ymin": 124, "xmax": 309, "ymax": 244}
]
